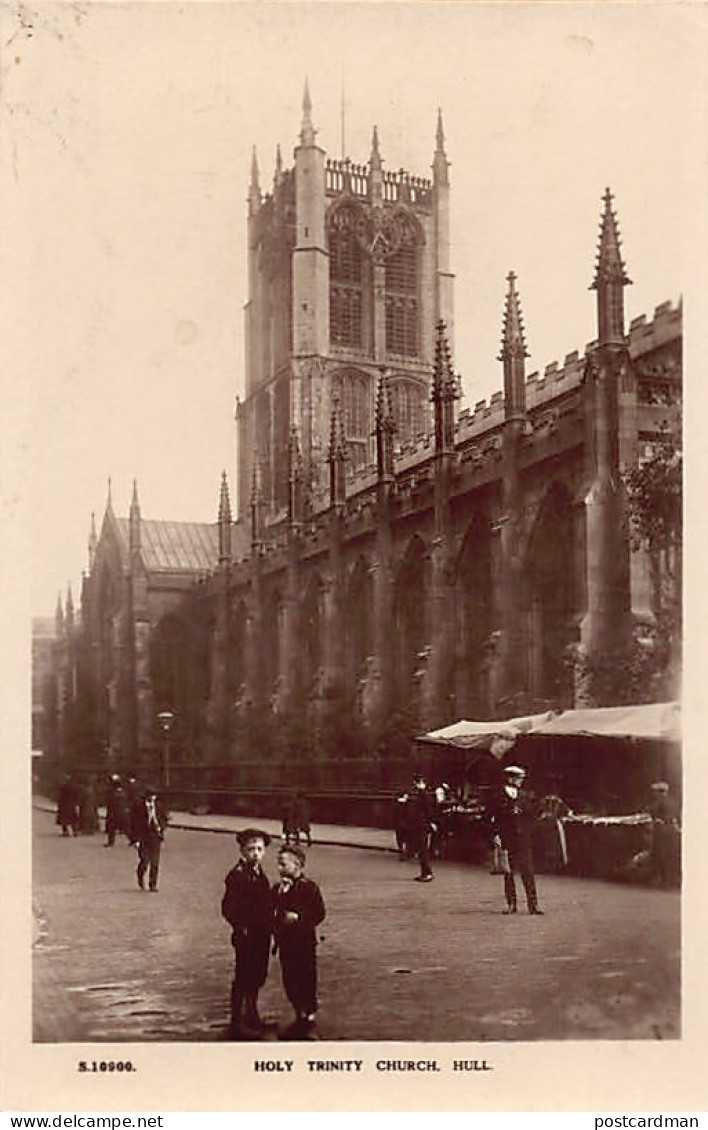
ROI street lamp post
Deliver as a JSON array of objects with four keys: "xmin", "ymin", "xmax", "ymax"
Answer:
[{"xmin": 157, "ymin": 711, "xmax": 175, "ymax": 791}]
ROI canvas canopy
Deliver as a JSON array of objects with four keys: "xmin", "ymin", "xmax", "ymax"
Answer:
[
  {"xmin": 526, "ymin": 701, "xmax": 680, "ymax": 742},
  {"xmin": 417, "ymin": 712, "xmax": 556, "ymax": 752},
  {"xmin": 417, "ymin": 702, "xmax": 680, "ymax": 752}
]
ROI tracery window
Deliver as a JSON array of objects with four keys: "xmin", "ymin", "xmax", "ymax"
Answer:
[
  {"xmin": 385, "ymin": 220, "xmax": 419, "ymax": 357},
  {"xmin": 330, "ymin": 208, "xmax": 363, "ymax": 349},
  {"xmin": 389, "ymin": 377, "xmax": 425, "ymax": 444},
  {"xmin": 338, "ymin": 371, "xmax": 371, "ymax": 469}
]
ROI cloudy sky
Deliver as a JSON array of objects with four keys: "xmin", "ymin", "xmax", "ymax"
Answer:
[{"xmin": 5, "ymin": 1, "xmax": 702, "ymax": 617}]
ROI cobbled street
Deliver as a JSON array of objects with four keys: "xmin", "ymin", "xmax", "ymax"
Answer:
[{"xmin": 33, "ymin": 808, "xmax": 680, "ymax": 1043}]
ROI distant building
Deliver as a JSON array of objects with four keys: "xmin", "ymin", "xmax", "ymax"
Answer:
[
  {"xmin": 43, "ymin": 89, "xmax": 681, "ymax": 783},
  {"xmin": 31, "ymin": 616, "xmax": 56, "ymax": 754}
]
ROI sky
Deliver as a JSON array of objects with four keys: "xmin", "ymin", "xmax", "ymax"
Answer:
[{"xmin": 4, "ymin": 1, "xmax": 703, "ymax": 617}]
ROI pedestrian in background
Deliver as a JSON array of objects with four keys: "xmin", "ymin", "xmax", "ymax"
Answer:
[
  {"xmin": 536, "ymin": 792, "xmax": 571, "ymax": 873},
  {"xmin": 56, "ymin": 775, "xmax": 79, "ymax": 837},
  {"xmin": 393, "ymin": 792, "xmax": 411, "ymax": 860},
  {"xmin": 408, "ymin": 774, "xmax": 436, "ymax": 882},
  {"xmin": 123, "ymin": 773, "xmax": 140, "ymax": 844},
  {"xmin": 645, "ymin": 781, "xmax": 680, "ymax": 888},
  {"xmin": 221, "ymin": 828, "xmax": 273, "ymax": 1040},
  {"xmin": 488, "ymin": 765, "xmax": 543, "ymax": 915},
  {"xmin": 78, "ymin": 778, "xmax": 99, "ymax": 835},
  {"xmin": 294, "ymin": 792, "xmax": 312, "ymax": 847},
  {"xmin": 272, "ymin": 843, "xmax": 326, "ymax": 1040},
  {"xmin": 104, "ymin": 774, "xmax": 127, "ymax": 847},
  {"xmin": 281, "ymin": 794, "xmax": 298, "ymax": 845},
  {"xmin": 131, "ymin": 785, "xmax": 166, "ymax": 892}
]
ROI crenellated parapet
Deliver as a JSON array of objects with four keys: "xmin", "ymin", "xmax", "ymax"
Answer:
[{"xmin": 325, "ymin": 158, "xmax": 433, "ymax": 207}]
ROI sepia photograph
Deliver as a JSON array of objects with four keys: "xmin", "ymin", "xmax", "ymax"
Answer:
[{"xmin": 4, "ymin": 0, "xmax": 706, "ymax": 1113}]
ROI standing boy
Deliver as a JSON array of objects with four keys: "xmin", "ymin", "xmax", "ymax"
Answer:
[
  {"xmin": 221, "ymin": 828, "xmax": 273, "ymax": 1040},
  {"xmin": 272, "ymin": 844, "xmax": 326, "ymax": 1040}
]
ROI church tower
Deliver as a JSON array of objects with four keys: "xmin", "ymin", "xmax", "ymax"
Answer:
[{"xmin": 237, "ymin": 84, "xmax": 455, "ymax": 521}]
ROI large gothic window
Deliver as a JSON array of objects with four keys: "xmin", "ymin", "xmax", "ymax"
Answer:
[
  {"xmin": 336, "ymin": 370, "xmax": 372, "ymax": 470},
  {"xmin": 389, "ymin": 376, "xmax": 425, "ymax": 444},
  {"xmin": 385, "ymin": 219, "xmax": 419, "ymax": 357},
  {"xmin": 329, "ymin": 207, "xmax": 364, "ymax": 350},
  {"xmin": 525, "ymin": 484, "xmax": 576, "ymax": 709},
  {"xmin": 394, "ymin": 536, "xmax": 428, "ymax": 704},
  {"xmin": 455, "ymin": 517, "xmax": 493, "ymax": 718}
]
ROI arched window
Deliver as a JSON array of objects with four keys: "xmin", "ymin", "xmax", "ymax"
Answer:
[
  {"xmin": 525, "ymin": 484, "xmax": 576, "ymax": 709},
  {"xmin": 394, "ymin": 536, "xmax": 428, "ymax": 703},
  {"xmin": 336, "ymin": 370, "xmax": 372, "ymax": 469},
  {"xmin": 389, "ymin": 377, "xmax": 425, "ymax": 444},
  {"xmin": 385, "ymin": 219, "xmax": 419, "ymax": 357},
  {"xmin": 329, "ymin": 207, "xmax": 364, "ymax": 349}
]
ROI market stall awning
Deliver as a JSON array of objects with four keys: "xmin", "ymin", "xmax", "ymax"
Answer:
[
  {"xmin": 417, "ymin": 712, "xmax": 556, "ymax": 752},
  {"xmin": 526, "ymin": 702, "xmax": 680, "ymax": 742}
]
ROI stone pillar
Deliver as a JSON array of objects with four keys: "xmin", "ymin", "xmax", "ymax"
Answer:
[{"xmin": 420, "ymin": 536, "xmax": 456, "ymax": 730}]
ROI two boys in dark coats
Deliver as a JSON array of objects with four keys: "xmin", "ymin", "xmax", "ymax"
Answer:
[{"xmin": 221, "ymin": 829, "xmax": 326, "ymax": 1040}]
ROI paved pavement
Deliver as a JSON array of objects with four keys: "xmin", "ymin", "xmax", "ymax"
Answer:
[
  {"xmin": 34, "ymin": 796, "xmax": 394, "ymax": 852},
  {"xmin": 32, "ymin": 806, "xmax": 680, "ymax": 1044}
]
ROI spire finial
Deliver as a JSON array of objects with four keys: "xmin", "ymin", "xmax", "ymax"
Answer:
[
  {"xmin": 106, "ymin": 476, "xmax": 113, "ymax": 511},
  {"xmin": 432, "ymin": 108, "xmax": 449, "ymax": 186},
  {"xmin": 88, "ymin": 511, "xmax": 98, "ymax": 570},
  {"xmin": 250, "ymin": 454, "xmax": 261, "ymax": 505},
  {"xmin": 287, "ymin": 426, "xmax": 304, "ymax": 527},
  {"xmin": 248, "ymin": 146, "xmax": 262, "ymax": 214},
  {"xmin": 498, "ymin": 270, "xmax": 529, "ymax": 360},
  {"xmin": 218, "ymin": 471, "xmax": 232, "ymax": 564},
  {"xmin": 592, "ymin": 186, "xmax": 631, "ymax": 289},
  {"xmin": 55, "ymin": 591, "xmax": 64, "ymax": 633},
  {"xmin": 436, "ymin": 107, "xmax": 445, "ymax": 153},
  {"xmin": 328, "ymin": 393, "xmax": 347, "ymax": 462},
  {"xmin": 129, "ymin": 478, "xmax": 141, "ymax": 554},
  {"xmin": 433, "ymin": 321, "xmax": 459, "ymax": 454},
  {"xmin": 433, "ymin": 319, "xmax": 458, "ymax": 397},
  {"xmin": 218, "ymin": 470, "xmax": 232, "ymax": 524},
  {"xmin": 274, "ymin": 143, "xmax": 283, "ymax": 184},
  {"xmin": 288, "ymin": 424, "xmax": 302, "ymax": 474},
  {"xmin": 328, "ymin": 394, "xmax": 347, "ymax": 509},
  {"xmin": 300, "ymin": 77, "xmax": 316, "ymax": 145}
]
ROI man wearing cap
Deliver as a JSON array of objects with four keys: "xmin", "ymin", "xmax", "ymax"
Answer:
[
  {"xmin": 272, "ymin": 843, "xmax": 326, "ymax": 1040},
  {"xmin": 489, "ymin": 765, "xmax": 543, "ymax": 915},
  {"xmin": 221, "ymin": 828, "xmax": 274, "ymax": 1039},
  {"xmin": 645, "ymin": 782, "xmax": 679, "ymax": 888}
]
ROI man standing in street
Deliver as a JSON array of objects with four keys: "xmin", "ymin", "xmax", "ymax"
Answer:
[
  {"xmin": 221, "ymin": 828, "xmax": 274, "ymax": 1040},
  {"xmin": 408, "ymin": 774, "xmax": 436, "ymax": 882},
  {"xmin": 131, "ymin": 786, "xmax": 166, "ymax": 893},
  {"xmin": 489, "ymin": 765, "xmax": 544, "ymax": 915}
]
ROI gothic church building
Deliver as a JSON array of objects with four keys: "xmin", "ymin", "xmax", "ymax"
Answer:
[{"xmin": 48, "ymin": 89, "xmax": 681, "ymax": 784}]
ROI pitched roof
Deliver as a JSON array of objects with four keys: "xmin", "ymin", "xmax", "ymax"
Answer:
[{"xmin": 115, "ymin": 517, "xmax": 219, "ymax": 574}]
